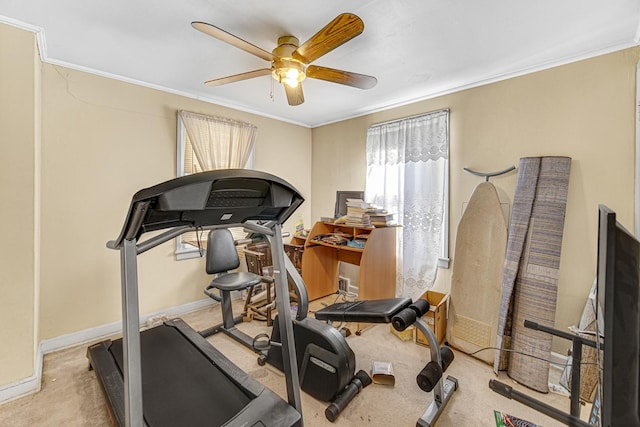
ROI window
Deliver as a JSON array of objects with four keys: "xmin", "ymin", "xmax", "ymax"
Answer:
[
  {"xmin": 175, "ymin": 110, "xmax": 258, "ymax": 259},
  {"xmin": 365, "ymin": 109, "xmax": 449, "ymax": 299}
]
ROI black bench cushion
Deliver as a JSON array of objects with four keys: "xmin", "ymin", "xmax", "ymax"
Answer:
[{"xmin": 314, "ymin": 297, "xmax": 412, "ymax": 324}]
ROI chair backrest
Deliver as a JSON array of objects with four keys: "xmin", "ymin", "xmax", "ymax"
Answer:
[
  {"xmin": 244, "ymin": 241, "xmax": 273, "ymax": 277},
  {"xmin": 206, "ymin": 229, "xmax": 240, "ymax": 274}
]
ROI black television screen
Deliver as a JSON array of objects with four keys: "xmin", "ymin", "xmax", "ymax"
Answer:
[
  {"xmin": 596, "ymin": 205, "xmax": 640, "ymax": 427},
  {"xmin": 334, "ymin": 190, "xmax": 364, "ymax": 218}
]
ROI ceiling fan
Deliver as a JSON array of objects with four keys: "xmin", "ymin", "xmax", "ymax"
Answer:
[{"xmin": 191, "ymin": 13, "xmax": 377, "ymax": 106}]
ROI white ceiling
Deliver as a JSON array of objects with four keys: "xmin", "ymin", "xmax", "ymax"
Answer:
[{"xmin": 2, "ymin": 1, "xmax": 639, "ymax": 128}]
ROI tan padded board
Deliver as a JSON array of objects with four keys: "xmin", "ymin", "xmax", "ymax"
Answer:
[{"xmin": 447, "ymin": 181, "xmax": 507, "ymax": 364}]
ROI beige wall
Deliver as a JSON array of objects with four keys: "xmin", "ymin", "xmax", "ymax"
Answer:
[
  {"xmin": 0, "ymin": 25, "xmax": 40, "ymax": 385},
  {"xmin": 39, "ymin": 64, "xmax": 312, "ymax": 340},
  {"xmin": 311, "ymin": 47, "xmax": 640, "ymax": 353}
]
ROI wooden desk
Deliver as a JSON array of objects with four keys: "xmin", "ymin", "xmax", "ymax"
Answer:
[{"xmin": 297, "ymin": 221, "xmax": 397, "ymax": 301}]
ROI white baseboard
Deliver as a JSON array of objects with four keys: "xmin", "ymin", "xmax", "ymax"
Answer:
[
  {"xmin": 549, "ymin": 351, "xmax": 571, "ymax": 394},
  {"xmin": 0, "ymin": 298, "xmax": 216, "ymax": 404},
  {"xmin": 550, "ymin": 351, "xmax": 569, "ymax": 374},
  {"xmin": 40, "ymin": 298, "xmax": 215, "ymax": 354},
  {"xmin": 0, "ymin": 346, "xmax": 43, "ymax": 404}
]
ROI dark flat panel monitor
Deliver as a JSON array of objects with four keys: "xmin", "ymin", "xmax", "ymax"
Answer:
[
  {"xmin": 334, "ymin": 191, "xmax": 364, "ymax": 218},
  {"xmin": 596, "ymin": 205, "xmax": 640, "ymax": 427}
]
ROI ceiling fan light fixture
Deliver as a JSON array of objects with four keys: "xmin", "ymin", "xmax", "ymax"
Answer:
[
  {"xmin": 272, "ymin": 57, "xmax": 306, "ymax": 88},
  {"xmin": 284, "ymin": 68, "xmax": 301, "ymax": 87}
]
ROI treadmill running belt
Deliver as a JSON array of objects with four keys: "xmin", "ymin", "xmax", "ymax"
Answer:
[{"xmin": 110, "ymin": 324, "xmax": 252, "ymax": 427}]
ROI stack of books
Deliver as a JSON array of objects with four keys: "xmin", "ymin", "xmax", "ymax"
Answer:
[
  {"xmin": 368, "ymin": 212, "xmax": 396, "ymax": 227},
  {"xmin": 345, "ymin": 199, "xmax": 372, "ymax": 227},
  {"xmin": 342, "ymin": 199, "xmax": 397, "ymax": 227}
]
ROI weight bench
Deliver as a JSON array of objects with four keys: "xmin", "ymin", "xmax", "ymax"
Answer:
[{"xmin": 315, "ymin": 297, "xmax": 459, "ymax": 427}]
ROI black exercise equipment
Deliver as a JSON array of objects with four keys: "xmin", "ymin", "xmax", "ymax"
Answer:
[
  {"xmin": 316, "ymin": 297, "xmax": 459, "ymax": 427},
  {"xmin": 416, "ymin": 347, "xmax": 455, "ymax": 393},
  {"xmin": 489, "ymin": 320, "xmax": 594, "ymax": 427},
  {"xmin": 88, "ymin": 320, "xmax": 297, "ymax": 427},
  {"xmin": 198, "ymin": 228, "xmax": 264, "ymax": 348},
  {"xmin": 87, "ymin": 169, "xmax": 304, "ymax": 427},
  {"xmin": 391, "ymin": 298, "xmax": 430, "ymax": 331},
  {"xmin": 261, "ymin": 313, "xmax": 357, "ymax": 401},
  {"xmin": 325, "ymin": 370, "xmax": 373, "ymax": 422},
  {"xmin": 256, "ymin": 260, "xmax": 362, "ymax": 419}
]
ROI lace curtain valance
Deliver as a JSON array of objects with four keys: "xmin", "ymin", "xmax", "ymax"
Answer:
[{"xmin": 366, "ymin": 110, "xmax": 449, "ymax": 166}]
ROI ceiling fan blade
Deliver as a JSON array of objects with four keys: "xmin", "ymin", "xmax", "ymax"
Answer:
[
  {"xmin": 292, "ymin": 13, "xmax": 364, "ymax": 64},
  {"xmin": 204, "ymin": 69, "xmax": 272, "ymax": 87},
  {"xmin": 306, "ymin": 65, "xmax": 377, "ymax": 89},
  {"xmin": 192, "ymin": 21, "xmax": 273, "ymax": 62},
  {"xmin": 284, "ymin": 84, "xmax": 304, "ymax": 106}
]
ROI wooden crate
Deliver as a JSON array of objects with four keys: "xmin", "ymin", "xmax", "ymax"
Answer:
[
  {"xmin": 284, "ymin": 243, "xmax": 304, "ymax": 273},
  {"xmin": 415, "ymin": 290, "xmax": 449, "ymax": 347}
]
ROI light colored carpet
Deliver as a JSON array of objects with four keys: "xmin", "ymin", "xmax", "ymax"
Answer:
[{"xmin": 0, "ymin": 297, "xmax": 585, "ymax": 426}]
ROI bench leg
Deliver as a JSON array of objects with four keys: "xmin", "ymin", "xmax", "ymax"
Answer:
[{"xmin": 414, "ymin": 318, "xmax": 459, "ymax": 426}]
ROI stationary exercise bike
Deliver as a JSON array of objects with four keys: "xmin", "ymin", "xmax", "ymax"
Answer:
[{"xmin": 199, "ymin": 229, "xmax": 366, "ymax": 421}]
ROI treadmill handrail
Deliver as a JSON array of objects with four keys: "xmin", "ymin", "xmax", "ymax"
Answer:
[{"xmin": 108, "ymin": 221, "xmax": 276, "ymax": 256}]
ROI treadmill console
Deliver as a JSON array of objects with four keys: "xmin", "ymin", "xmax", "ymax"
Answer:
[{"xmin": 112, "ymin": 169, "xmax": 304, "ymax": 246}]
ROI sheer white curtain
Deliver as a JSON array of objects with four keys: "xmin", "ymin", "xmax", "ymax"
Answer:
[
  {"xmin": 178, "ymin": 110, "xmax": 257, "ymax": 170},
  {"xmin": 365, "ymin": 110, "xmax": 449, "ymax": 299}
]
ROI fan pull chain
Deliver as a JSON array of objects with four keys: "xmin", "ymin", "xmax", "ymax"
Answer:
[{"xmin": 269, "ymin": 76, "xmax": 275, "ymax": 102}]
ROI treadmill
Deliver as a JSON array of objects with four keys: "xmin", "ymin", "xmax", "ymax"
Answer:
[{"xmin": 87, "ymin": 169, "xmax": 304, "ymax": 427}]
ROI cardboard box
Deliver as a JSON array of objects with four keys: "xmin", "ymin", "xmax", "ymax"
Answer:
[
  {"xmin": 415, "ymin": 290, "xmax": 449, "ymax": 347},
  {"xmin": 390, "ymin": 324, "xmax": 415, "ymax": 342}
]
